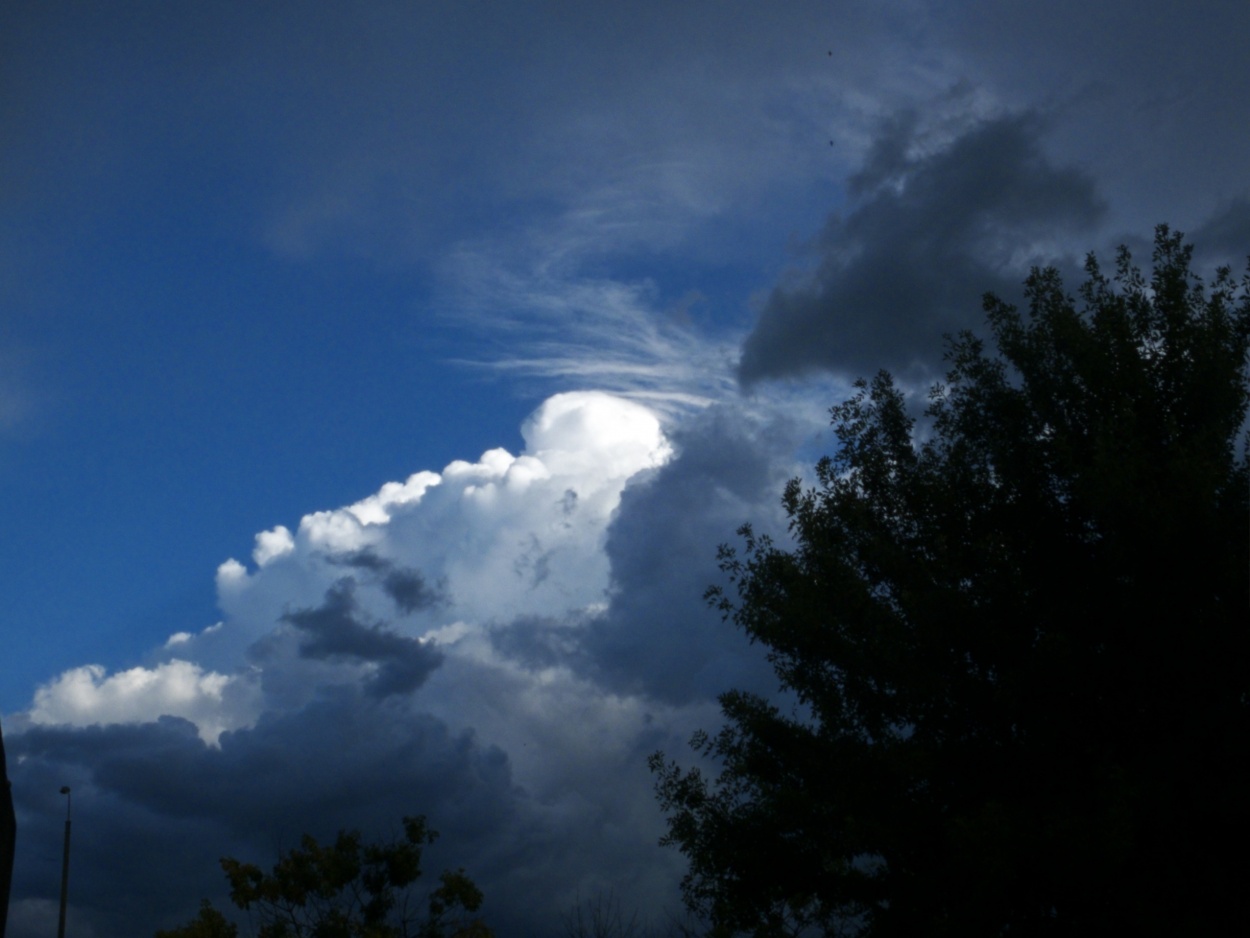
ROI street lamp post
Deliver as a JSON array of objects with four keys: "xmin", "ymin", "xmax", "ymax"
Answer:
[
  {"xmin": 56, "ymin": 788, "xmax": 70, "ymax": 938},
  {"xmin": 0, "ymin": 718, "xmax": 15, "ymax": 938}
]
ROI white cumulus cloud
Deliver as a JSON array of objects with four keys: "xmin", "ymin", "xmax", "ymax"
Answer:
[
  {"xmin": 252, "ymin": 525, "xmax": 295, "ymax": 566},
  {"xmin": 28, "ymin": 660, "xmax": 256, "ymax": 745},
  {"xmin": 26, "ymin": 392, "xmax": 676, "ymax": 746}
]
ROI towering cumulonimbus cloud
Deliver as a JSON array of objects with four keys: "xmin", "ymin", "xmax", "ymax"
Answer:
[
  {"xmin": 128, "ymin": 389, "xmax": 675, "ymax": 721},
  {"xmin": 5, "ymin": 389, "xmax": 806, "ymax": 938}
]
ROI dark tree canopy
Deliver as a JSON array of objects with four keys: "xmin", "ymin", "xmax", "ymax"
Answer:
[
  {"xmin": 651, "ymin": 228, "xmax": 1250, "ymax": 936},
  {"xmin": 155, "ymin": 816, "xmax": 490, "ymax": 938}
]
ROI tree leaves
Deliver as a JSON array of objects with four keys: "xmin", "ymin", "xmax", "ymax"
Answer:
[
  {"xmin": 157, "ymin": 817, "xmax": 490, "ymax": 938},
  {"xmin": 652, "ymin": 227, "xmax": 1250, "ymax": 936}
]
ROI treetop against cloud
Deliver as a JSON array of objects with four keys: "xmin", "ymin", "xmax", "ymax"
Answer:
[{"xmin": 1, "ymin": 1, "xmax": 1248, "ymax": 935}]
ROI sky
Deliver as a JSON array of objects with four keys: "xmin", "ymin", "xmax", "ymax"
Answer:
[{"xmin": 1, "ymin": 2, "xmax": 1248, "ymax": 935}]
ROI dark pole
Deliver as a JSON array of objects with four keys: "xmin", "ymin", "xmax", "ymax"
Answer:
[
  {"xmin": 56, "ymin": 788, "xmax": 70, "ymax": 938},
  {"xmin": 0, "ymin": 718, "xmax": 15, "ymax": 938}
]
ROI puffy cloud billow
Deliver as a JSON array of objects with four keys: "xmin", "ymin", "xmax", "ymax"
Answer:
[
  {"xmin": 5, "ymin": 390, "xmax": 804, "ymax": 937},
  {"xmin": 26, "ymin": 661, "xmax": 256, "ymax": 746}
]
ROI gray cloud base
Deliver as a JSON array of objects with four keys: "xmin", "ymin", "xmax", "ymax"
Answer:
[
  {"xmin": 8, "ymin": 695, "xmax": 519, "ymax": 937},
  {"xmin": 581, "ymin": 405, "xmax": 798, "ymax": 702},
  {"xmin": 281, "ymin": 579, "xmax": 445, "ymax": 698}
]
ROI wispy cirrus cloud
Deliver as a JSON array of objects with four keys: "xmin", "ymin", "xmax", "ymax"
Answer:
[{"xmin": 442, "ymin": 241, "xmax": 741, "ymax": 416}]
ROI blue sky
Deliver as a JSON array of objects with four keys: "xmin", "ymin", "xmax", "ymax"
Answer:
[{"xmin": 2, "ymin": 2, "xmax": 1248, "ymax": 936}]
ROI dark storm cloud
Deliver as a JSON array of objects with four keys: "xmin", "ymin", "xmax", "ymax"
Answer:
[
  {"xmin": 282, "ymin": 580, "xmax": 443, "ymax": 697},
  {"xmin": 6, "ymin": 694, "xmax": 522, "ymax": 938},
  {"xmin": 331, "ymin": 548, "xmax": 390, "ymax": 572},
  {"xmin": 934, "ymin": 1, "xmax": 1250, "ymax": 236},
  {"xmin": 739, "ymin": 112, "xmax": 1105, "ymax": 384},
  {"xmin": 382, "ymin": 568, "xmax": 445, "ymax": 615},
  {"xmin": 6, "ymin": 677, "xmax": 686, "ymax": 938},
  {"xmin": 329, "ymin": 549, "xmax": 448, "ymax": 614},
  {"xmin": 1192, "ymin": 200, "xmax": 1250, "ymax": 268},
  {"xmin": 572, "ymin": 404, "xmax": 799, "ymax": 703},
  {"xmin": 1, "ymin": 0, "xmax": 918, "ymax": 275},
  {"xmin": 473, "ymin": 403, "xmax": 798, "ymax": 703},
  {"xmin": 478, "ymin": 400, "xmax": 808, "ymax": 706},
  {"xmin": 489, "ymin": 615, "xmax": 586, "ymax": 674}
]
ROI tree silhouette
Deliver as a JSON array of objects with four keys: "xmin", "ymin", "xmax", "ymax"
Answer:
[
  {"xmin": 156, "ymin": 816, "xmax": 490, "ymax": 938},
  {"xmin": 651, "ymin": 227, "xmax": 1250, "ymax": 936}
]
